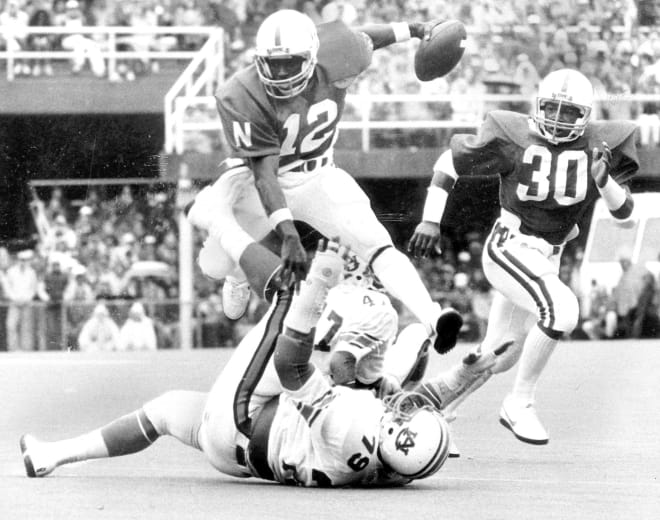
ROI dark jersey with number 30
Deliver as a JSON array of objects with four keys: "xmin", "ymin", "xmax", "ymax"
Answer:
[
  {"xmin": 215, "ymin": 21, "xmax": 372, "ymax": 172},
  {"xmin": 450, "ymin": 111, "xmax": 639, "ymax": 244}
]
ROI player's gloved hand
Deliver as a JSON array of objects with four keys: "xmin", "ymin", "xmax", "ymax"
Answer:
[
  {"xmin": 407, "ymin": 221, "xmax": 441, "ymax": 258},
  {"xmin": 280, "ymin": 232, "xmax": 308, "ymax": 291},
  {"xmin": 590, "ymin": 141, "xmax": 612, "ymax": 188},
  {"xmin": 409, "ymin": 20, "xmax": 442, "ymax": 41},
  {"xmin": 377, "ymin": 373, "xmax": 402, "ymax": 399}
]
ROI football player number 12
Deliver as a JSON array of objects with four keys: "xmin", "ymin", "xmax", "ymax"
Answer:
[
  {"xmin": 281, "ymin": 100, "xmax": 338, "ymax": 156},
  {"xmin": 517, "ymin": 145, "xmax": 588, "ymax": 206}
]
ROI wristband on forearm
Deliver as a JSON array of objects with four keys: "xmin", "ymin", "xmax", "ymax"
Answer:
[
  {"xmin": 598, "ymin": 177, "xmax": 627, "ymax": 211},
  {"xmin": 391, "ymin": 22, "xmax": 412, "ymax": 42},
  {"xmin": 268, "ymin": 208, "xmax": 294, "ymax": 229},
  {"xmin": 421, "ymin": 185, "xmax": 448, "ymax": 224}
]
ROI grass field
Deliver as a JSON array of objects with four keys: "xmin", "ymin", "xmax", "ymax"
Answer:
[{"xmin": 1, "ymin": 340, "xmax": 659, "ymax": 520}]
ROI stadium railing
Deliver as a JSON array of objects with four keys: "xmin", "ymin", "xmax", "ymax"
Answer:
[
  {"xmin": 0, "ymin": 25, "xmax": 219, "ymax": 81},
  {"xmin": 0, "ymin": 298, "xmax": 232, "ymax": 351}
]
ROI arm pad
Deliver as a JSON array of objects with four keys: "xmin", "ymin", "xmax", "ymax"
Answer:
[{"xmin": 273, "ymin": 333, "xmax": 316, "ymax": 391}]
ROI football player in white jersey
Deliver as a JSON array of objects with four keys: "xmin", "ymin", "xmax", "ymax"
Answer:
[{"xmin": 20, "ymin": 231, "xmax": 505, "ymax": 487}]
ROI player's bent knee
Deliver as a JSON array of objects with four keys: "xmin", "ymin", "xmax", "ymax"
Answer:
[
  {"xmin": 551, "ymin": 290, "xmax": 580, "ymax": 333},
  {"xmin": 198, "ymin": 239, "xmax": 235, "ymax": 280}
]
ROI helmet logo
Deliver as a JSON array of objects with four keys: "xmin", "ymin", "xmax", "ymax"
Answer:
[
  {"xmin": 394, "ymin": 427, "xmax": 417, "ymax": 455},
  {"xmin": 345, "ymin": 255, "xmax": 359, "ymax": 273}
]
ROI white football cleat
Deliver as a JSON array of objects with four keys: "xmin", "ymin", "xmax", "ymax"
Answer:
[
  {"xmin": 445, "ymin": 420, "xmax": 460, "ymax": 458},
  {"xmin": 20, "ymin": 434, "xmax": 58, "ymax": 478},
  {"xmin": 499, "ymin": 395, "xmax": 549, "ymax": 445},
  {"xmin": 222, "ymin": 276, "xmax": 251, "ymax": 320}
]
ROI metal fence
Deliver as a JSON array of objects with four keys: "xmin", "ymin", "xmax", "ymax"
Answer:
[{"xmin": 0, "ymin": 298, "xmax": 240, "ymax": 352}]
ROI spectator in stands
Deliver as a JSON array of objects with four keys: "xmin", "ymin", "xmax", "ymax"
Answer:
[
  {"xmin": 45, "ymin": 214, "xmax": 77, "ymax": 252},
  {"xmin": 74, "ymin": 205, "xmax": 95, "ymax": 238},
  {"xmin": 0, "ymin": 0, "xmax": 30, "ymax": 76},
  {"xmin": 470, "ymin": 268, "xmax": 493, "ymax": 341},
  {"xmin": 27, "ymin": 0, "xmax": 55, "ymax": 76},
  {"xmin": 580, "ymin": 278, "xmax": 616, "ymax": 340},
  {"xmin": 196, "ymin": 285, "xmax": 234, "ymax": 347},
  {"xmin": 77, "ymin": 302, "xmax": 120, "ymax": 352},
  {"xmin": 43, "ymin": 260, "xmax": 69, "ymax": 350},
  {"xmin": 449, "ymin": 64, "xmax": 486, "ymax": 123},
  {"xmin": 2, "ymin": 250, "xmax": 39, "ymax": 351},
  {"xmin": 63, "ymin": 264, "xmax": 95, "ymax": 348},
  {"xmin": 45, "ymin": 187, "xmax": 67, "ymax": 220},
  {"xmin": 636, "ymin": 52, "xmax": 660, "ymax": 146},
  {"xmin": 109, "ymin": 232, "xmax": 138, "ymax": 271},
  {"xmin": 174, "ymin": 0, "xmax": 205, "ymax": 50},
  {"xmin": 512, "ymin": 53, "xmax": 540, "ymax": 98},
  {"xmin": 118, "ymin": 302, "xmax": 157, "ymax": 351},
  {"xmin": 58, "ymin": 0, "xmax": 106, "ymax": 77},
  {"xmin": 611, "ymin": 251, "xmax": 652, "ymax": 338},
  {"xmin": 630, "ymin": 271, "xmax": 660, "ymax": 338}
]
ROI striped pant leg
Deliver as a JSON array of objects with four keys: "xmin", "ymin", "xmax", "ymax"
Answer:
[
  {"xmin": 198, "ymin": 292, "xmax": 292, "ymax": 476},
  {"xmin": 482, "ymin": 227, "xmax": 578, "ymax": 335}
]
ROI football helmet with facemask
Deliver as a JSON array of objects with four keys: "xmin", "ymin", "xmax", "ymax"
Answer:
[
  {"xmin": 378, "ymin": 391, "xmax": 451, "ymax": 479},
  {"xmin": 254, "ymin": 10, "xmax": 320, "ymax": 99},
  {"xmin": 532, "ymin": 68, "xmax": 594, "ymax": 144}
]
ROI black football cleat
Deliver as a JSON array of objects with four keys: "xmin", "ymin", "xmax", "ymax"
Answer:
[{"xmin": 433, "ymin": 308, "xmax": 463, "ymax": 354}]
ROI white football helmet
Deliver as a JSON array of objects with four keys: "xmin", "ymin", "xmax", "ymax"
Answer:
[
  {"xmin": 254, "ymin": 10, "xmax": 319, "ymax": 99},
  {"xmin": 532, "ymin": 68, "xmax": 594, "ymax": 144},
  {"xmin": 378, "ymin": 392, "xmax": 451, "ymax": 479}
]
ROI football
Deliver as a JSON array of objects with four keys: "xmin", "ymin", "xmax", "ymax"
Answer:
[{"xmin": 414, "ymin": 20, "xmax": 467, "ymax": 81}]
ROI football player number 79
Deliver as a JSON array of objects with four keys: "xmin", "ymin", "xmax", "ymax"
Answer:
[{"xmin": 517, "ymin": 145, "xmax": 589, "ymax": 206}]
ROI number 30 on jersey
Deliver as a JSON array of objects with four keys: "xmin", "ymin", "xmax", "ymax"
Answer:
[{"xmin": 516, "ymin": 145, "xmax": 589, "ymax": 206}]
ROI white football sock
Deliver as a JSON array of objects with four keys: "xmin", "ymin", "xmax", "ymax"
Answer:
[
  {"xmin": 219, "ymin": 228, "xmax": 256, "ymax": 266},
  {"xmin": 511, "ymin": 324, "xmax": 558, "ymax": 403},
  {"xmin": 50, "ymin": 430, "xmax": 109, "ymax": 466},
  {"xmin": 371, "ymin": 247, "xmax": 438, "ymax": 335}
]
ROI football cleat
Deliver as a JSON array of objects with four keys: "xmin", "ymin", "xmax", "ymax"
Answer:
[
  {"xmin": 20, "ymin": 434, "xmax": 57, "ymax": 478},
  {"xmin": 499, "ymin": 394, "xmax": 549, "ymax": 445},
  {"xmin": 433, "ymin": 307, "xmax": 463, "ymax": 354},
  {"xmin": 445, "ymin": 419, "xmax": 460, "ymax": 458},
  {"xmin": 447, "ymin": 438, "xmax": 460, "ymax": 458},
  {"xmin": 222, "ymin": 276, "xmax": 251, "ymax": 320}
]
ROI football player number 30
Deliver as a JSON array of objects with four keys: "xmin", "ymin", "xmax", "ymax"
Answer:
[{"xmin": 517, "ymin": 145, "xmax": 588, "ymax": 206}]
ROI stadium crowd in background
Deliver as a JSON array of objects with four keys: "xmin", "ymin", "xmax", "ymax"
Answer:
[
  {"xmin": 0, "ymin": 182, "xmax": 658, "ymax": 352},
  {"xmin": 1, "ymin": 0, "xmax": 660, "ymax": 350}
]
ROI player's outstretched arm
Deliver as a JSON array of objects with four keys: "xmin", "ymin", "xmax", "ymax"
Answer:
[
  {"xmin": 408, "ymin": 149, "xmax": 457, "ymax": 258},
  {"xmin": 591, "ymin": 141, "xmax": 634, "ymax": 220},
  {"xmin": 251, "ymin": 154, "xmax": 308, "ymax": 289},
  {"xmin": 355, "ymin": 20, "xmax": 436, "ymax": 50},
  {"xmin": 274, "ymin": 239, "xmax": 347, "ymax": 390}
]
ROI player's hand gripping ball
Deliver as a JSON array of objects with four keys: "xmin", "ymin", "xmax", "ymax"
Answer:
[{"xmin": 414, "ymin": 20, "xmax": 467, "ymax": 81}]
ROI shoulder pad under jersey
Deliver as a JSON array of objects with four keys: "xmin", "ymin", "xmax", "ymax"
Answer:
[
  {"xmin": 484, "ymin": 110, "xmax": 535, "ymax": 147},
  {"xmin": 317, "ymin": 20, "xmax": 372, "ymax": 83},
  {"xmin": 584, "ymin": 120, "xmax": 638, "ymax": 153}
]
